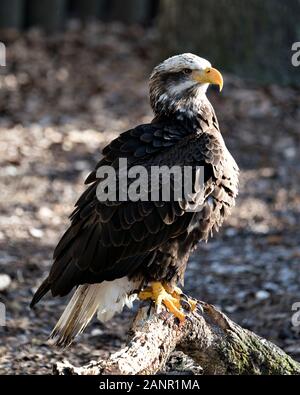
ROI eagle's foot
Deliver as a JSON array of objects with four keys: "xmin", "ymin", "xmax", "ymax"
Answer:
[
  {"xmin": 164, "ymin": 284, "xmax": 197, "ymax": 312},
  {"xmin": 139, "ymin": 282, "xmax": 185, "ymax": 322}
]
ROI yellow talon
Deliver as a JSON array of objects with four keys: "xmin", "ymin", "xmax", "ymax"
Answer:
[
  {"xmin": 164, "ymin": 284, "xmax": 197, "ymax": 312},
  {"xmin": 164, "ymin": 284, "xmax": 183, "ymax": 298},
  {"xmin": 139, "ymin": 282, "xmax": 186, "ymax": 322},
  {"xmin": 189, "ymin": 299, "xmax": 197, "ymax": 311},
  {"xmin": 138, "ymin": 290, "xmax": 153, "ymax": 300}
]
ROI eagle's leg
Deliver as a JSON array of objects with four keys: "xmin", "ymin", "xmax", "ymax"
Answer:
[
  {"xmin": 138, "ymin": 282, "xmax": 185, "ymax": 321},
  {"xmin": 164, "ymin": 284, "xmax": 197, "ymax": 312}
]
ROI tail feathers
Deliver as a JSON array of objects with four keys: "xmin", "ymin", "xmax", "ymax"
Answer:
[
  {"xmin": 30, "ymin": 279, "xmax": 51, "ymax": 308},
  {"xmin": 48, "ymin": 278, "xmax": 140, "ymax": 348},
  {"xmin": 49, "ymin": 284, "xmax": 101, "ymax": 348},
  {"xmin": 96, "ymin": 278, "xmax": 139, "ymax": 322}
]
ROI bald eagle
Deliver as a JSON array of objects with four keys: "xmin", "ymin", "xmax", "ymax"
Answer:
[{"xmin": 31, "ymin": 54, "xmax": 239, "ymax": 347}]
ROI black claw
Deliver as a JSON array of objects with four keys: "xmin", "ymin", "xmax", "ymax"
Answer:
[
  {"xmin": 196, "ymin": 304, "xmax": 204, "ymax": 315},
  {"xmin": 180, "ymin": 299, "xmax": 191, "ymax": 311},
  {"xmin": 181, "ymin": 293, "xmax": 189, "ymax": 301}
]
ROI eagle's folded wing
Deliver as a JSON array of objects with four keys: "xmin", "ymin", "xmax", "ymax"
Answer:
[{"xmin": 31, "ymin": 122, "xmax": 233, "ymax": 304}]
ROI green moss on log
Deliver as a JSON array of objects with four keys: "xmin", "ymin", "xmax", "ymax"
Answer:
[{"xmin": 219, "ymin": 328, "xmax": 300, "ymax": 374}]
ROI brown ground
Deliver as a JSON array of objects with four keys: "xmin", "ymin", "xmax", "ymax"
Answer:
[{"xmin": 0, "ymin": 22, "xmax": 300, "ymax": 374}]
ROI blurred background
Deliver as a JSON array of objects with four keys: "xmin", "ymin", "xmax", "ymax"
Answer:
[{"xmin": 0, "ymin": 0, "xmax": 299, "ymax": 374}]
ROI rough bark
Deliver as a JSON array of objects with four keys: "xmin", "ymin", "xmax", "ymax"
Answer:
[
  {"xmin": 0, "ymin": 0, "xmax": 24, "ymax": 30},
  {"xmin": 158, "ymin": 0, "xmax": 300, "ymax": 85},
  {"xmin": 53, "ymin": 300, "xmax": 300, "ymax": 375},
  {"xmin": 109, "ymin": 0, "xmax": 151, "ymax": 24},
  {"xmin": 26, "ymin": 0, "xmax": 67, "ymax": 33},
  {"xmin": 72, "ymin": 0, "xmax": 106, "ymax": 21}
]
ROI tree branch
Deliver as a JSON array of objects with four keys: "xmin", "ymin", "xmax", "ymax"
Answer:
[{"xmin": 53, "ymin": 301, "xmax": 300, "ymax": 375}]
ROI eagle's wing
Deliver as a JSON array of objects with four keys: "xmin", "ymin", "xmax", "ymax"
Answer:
[{"xmin": 31, "ymin": 122, "xmax": 229, "ymax": 305}]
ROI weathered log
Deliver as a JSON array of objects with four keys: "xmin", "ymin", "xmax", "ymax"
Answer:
[{"xmin": 53, "ymin": 300, "xmax": 300, "ymax": 375}]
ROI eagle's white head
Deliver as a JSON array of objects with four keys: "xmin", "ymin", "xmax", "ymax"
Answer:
[{"xmin": 149, "ymin": 53, "xmax": 223, "ymax": 116}]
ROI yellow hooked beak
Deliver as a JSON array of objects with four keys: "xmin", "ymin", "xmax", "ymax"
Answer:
[{"xmin": 192, "ymin": 67, "xmax": 223, "ymax": 91}]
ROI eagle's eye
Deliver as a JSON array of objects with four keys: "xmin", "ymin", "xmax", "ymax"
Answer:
[{"xmin": 183, "ymin": 68, "xmax": 192, "ymax": 75}]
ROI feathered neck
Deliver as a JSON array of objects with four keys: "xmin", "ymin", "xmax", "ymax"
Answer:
[{"xmin": 150, "ymin": 86, "xmax": 216, "ymax": 130}]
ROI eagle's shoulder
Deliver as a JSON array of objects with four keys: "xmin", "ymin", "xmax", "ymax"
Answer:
[{"xmin": 84, "ymin": 121, "xmax": 190, "ymax": 184}]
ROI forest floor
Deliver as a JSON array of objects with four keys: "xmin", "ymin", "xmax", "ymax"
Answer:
[{"xmin": 0, "ymin": 22, "xmax": 300, "ymax": 374}]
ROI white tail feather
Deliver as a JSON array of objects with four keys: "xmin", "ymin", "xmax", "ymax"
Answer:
[{"xmin": 49, "ymin": 278, "xmax": 139, "ymax": 347}]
